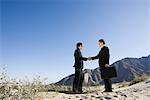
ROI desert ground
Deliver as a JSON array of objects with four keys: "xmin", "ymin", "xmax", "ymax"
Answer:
[{"xmin": 34, "ymin": 79, "xmax": 150, "ymax": 100}]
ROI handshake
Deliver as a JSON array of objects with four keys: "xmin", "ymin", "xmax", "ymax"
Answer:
[{"xmin": 87, "ymin": 57, "xmax": 92, "ymax": 61}]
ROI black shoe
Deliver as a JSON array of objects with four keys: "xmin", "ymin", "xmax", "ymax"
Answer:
[
  {"xmin": 103, "ymin": 90, "xmax": 112, "ymax": 92},
  {"xmin": 79, "ymin": 90, "xmax": 83, "ymax": 94},
  {"xmin": 72, "ymin": 89, "xmax": 78, "ymax": 93},
  {"xmin": 107, "ymin": 90, "xmax": 113, "ymax": 92}
]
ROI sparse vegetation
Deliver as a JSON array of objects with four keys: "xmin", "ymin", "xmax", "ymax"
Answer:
[
  {"xmin": 45, "ymin": 83, "xmax": 101, "ymax": 94},
  {"xmin": 118, "ymin": 74, "xmax": 149, "ymax": 88},
  {"xmin": 129, "ymin": 74, "xmax": 149, "ymax": 86},
  {"xmin": 118, "ymin": 80, "xmax": 130, "ymax": 88},
  {"xmin": 0, "ymin": 67, "xmax": 47, "ymax": 100},
  {"xmin": 46, "ymin": 84, "xmax": 72, "ymax": 92},
  {"xmin": 1, "ymin": 65, "xmax": 149, "ymax": 100}
]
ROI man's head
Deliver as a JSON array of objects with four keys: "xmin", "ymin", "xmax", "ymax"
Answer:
[
  {"xmin": 98, "ymin": 39, "xmax": 105, "ymax": 48},
  {"xmin": 76, "ymin": 42, "xmax": 83, "ymax": 50}
]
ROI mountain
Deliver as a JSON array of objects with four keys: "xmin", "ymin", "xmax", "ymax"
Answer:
[{"xmin": 56, "ymin": 55, "xmax": 150, "ymax": 85}]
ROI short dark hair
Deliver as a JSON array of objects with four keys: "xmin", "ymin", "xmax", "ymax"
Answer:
[
  {"xmin": 99, "ymin": 39, "xmax": 105, "ymax": 44},
  {"xmin": 76, "ymin": 42, "xmax": 83, "ymax": 48}
]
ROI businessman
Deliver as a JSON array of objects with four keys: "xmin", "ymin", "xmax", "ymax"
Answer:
[
  {"xmin": 88, "ymin": 39, "xmax": 112, "ymax": 92},
  {"xmin": 73, "ymin": 42, "xmax": 88, "ymax": 93}
]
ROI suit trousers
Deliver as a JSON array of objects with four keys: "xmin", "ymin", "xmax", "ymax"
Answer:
[{"xmin": 73, "ymin": 67, "xmax": 84, "ymax": 92}]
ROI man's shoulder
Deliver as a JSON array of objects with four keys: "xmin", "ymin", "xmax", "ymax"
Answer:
[
  {"xmin": 75, "ymin": 49, "xmax": 80, "ymax": 53},
  {"xmin": 104, "ymin": 46, "xmax": 109, "ymax": 50},
  {"xmin": 76, "ymin": 48, "xmax": 80, "ymax": 51}
]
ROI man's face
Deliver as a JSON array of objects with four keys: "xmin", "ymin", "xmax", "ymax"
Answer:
[
  {"xmin": 98, "ymin": 42, "xmax": 104, "ymax": 48},
  {"xmin": 79, "ymin": 45, "xmax": 83, "ymax": 50}
]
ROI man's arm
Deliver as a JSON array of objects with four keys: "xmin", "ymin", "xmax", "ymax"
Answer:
[
  {"xmin": 82, "ymin": 57, "xmax": 88, "ymax": 61},
  {"xmin": 90, "ymin": 52, "xmax": 100, "ymax": 60},
  {"xmin": 75, "ymin": 50, "xmax": 87, "ymax": 61}
]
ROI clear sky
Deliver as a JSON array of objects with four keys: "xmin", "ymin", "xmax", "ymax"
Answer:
[{"xmin": 1, "ymin": 0, "xmax": 150, "ymax": 82}]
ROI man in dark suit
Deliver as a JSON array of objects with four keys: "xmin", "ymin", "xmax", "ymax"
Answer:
[
  {"xmin": 88, "ymin": 39, "xmax": 112, "ymax": 92},
  {"xmin": 73, "ymin": 42, "xmax": 88, "ymax": 93}
]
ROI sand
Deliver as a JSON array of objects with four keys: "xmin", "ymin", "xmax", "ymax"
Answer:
[{"xmin": 34, "ymin": 79, "xmax": 150, "ymax": 100}]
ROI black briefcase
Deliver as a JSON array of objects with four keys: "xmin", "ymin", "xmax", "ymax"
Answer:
[{"xmin": 100, "ymin": 67, "xmax": 117, "ymax": 79}]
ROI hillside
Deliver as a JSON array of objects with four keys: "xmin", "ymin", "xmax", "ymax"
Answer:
[{"xmin": 56, "ymin": 55, "xmax": 150, "ymax": 85}]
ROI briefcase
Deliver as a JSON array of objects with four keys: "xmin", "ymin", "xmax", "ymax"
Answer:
[{"xmin": 100, "ymin": 67, "xmax": 117, "ymax": 79}]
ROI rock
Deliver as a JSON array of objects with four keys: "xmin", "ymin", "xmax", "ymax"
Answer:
[
  {"xmin": 113, "ymin": 95, "xmax": 118, "ymax": 98},
  {"xmin": 105, "ymin": 96, "xmax": 112, "ymax": 99}
]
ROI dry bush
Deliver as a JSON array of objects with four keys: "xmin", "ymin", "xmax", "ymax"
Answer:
[
  {"xmin": 118, "ymin": 80, "xmax": 129, "ymax": 88},
  {"xmin": 45, "ymin": 84, "xmax": 72, "ymax": 92},
  {"xmin": 0, "ymin": 67, "xmax": 47, "ymax": 100},
  {"xmin": 129, "ymin": 74, "xmax": 149, "ymax": 86}
]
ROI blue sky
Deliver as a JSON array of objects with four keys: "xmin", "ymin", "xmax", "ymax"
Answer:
[{"xmin": 1, "ymin": 0, "xmax": 150, "ymax": 82}]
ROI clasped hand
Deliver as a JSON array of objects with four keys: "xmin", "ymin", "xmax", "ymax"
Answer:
[{"xmin": 87, "ymin": 57, "xmax": 92, "ymax": 61}]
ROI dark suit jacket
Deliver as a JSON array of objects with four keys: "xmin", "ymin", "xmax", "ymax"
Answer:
[
  {"xmin": 91, "ymin": 46, "xmax": 110, "ymax": 68},
  {"xmin": 73, "ymin": 48, "xmax": 87, "ymax": 69}
]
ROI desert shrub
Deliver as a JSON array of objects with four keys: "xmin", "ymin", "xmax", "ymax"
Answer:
[
  {"xmin": 129, "ymin": 74, "xmax": 149, "ymax": 86},
  {"xmin": 118, "ymin": 80, "xmax": 129, "ymax": 88},
  {"xmin": 46, "ymin": 84, "xmax": 72, "ymax": 92},
  {"xmin": 0, "ymin": 67, "xmax": 47, "ymax": 100}
]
